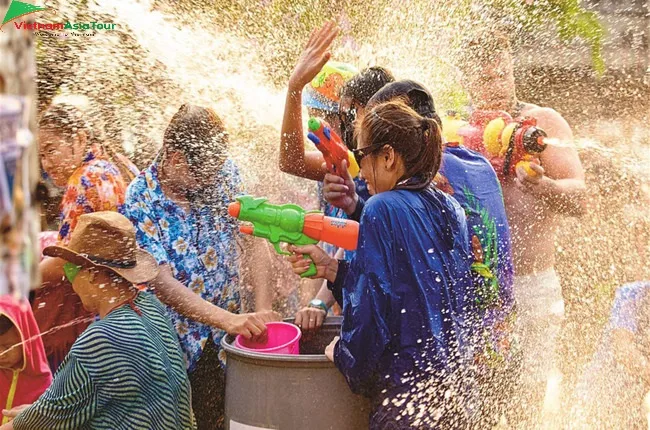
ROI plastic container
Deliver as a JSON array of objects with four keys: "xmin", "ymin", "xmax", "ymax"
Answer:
[
  {"xmin": 234, "ymin": 321, "xmax": 301, "ymax": 355},
  {"xmin": 222, "ymin": 317, "xmax": 370, "ymax": 429}
]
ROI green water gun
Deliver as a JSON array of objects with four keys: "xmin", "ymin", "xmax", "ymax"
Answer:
[{"xmin": 228, "ymin": 195, "xmax": 359, "ymax": 278}]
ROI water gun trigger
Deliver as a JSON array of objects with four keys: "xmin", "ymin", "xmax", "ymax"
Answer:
[
  {"xmin": 307, "ymin": 132, "xmax": 320, "ymax": 145},
  {"xmin": 271, "ymin": 241, "xmax": 290, "ymax": 256}
]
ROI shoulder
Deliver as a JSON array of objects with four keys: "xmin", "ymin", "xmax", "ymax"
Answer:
[{"xmin": 70, "ymin": 320, "xmax": 115, "ymax": 356}]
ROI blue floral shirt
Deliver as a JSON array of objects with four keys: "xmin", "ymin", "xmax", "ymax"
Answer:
[{"xmin": 121, "ymin": 160, "xmax": 244, "ymax": 372}]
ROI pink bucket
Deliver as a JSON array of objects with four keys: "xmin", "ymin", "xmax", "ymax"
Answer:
[{"xmin": 234, "ymin": 322, "xmax": 301, "ymax": 355}]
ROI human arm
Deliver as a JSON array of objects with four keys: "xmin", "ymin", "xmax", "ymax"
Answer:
[
  {"xmin": 288, "ymin": 206, "xmax": 391, "ymax": 393},
  {"xmin": 515, "ymin": 107, "xmax": 586, "ymax": 216},
  {"xmin": 122, "ymin": 188, "xmax": 278, "ymax": 338},
  {"xmin": 8, "ymin": 354, "xmax": 95, "ymax": 430},
  {"xmin": 279, "ymin": 21, "xmax": 339, "ymax": 181},
  {"xmin": 239, "ymin": 234, "xmax": 274, "ymax": 312},
  {"xmin": 150, "ymin": 265, "xmax": 277, "ymax": 338},
  {"xmin": 611, "ymin": 328, "xmax": 650, "ymax": 385},
  {"xmin": 294, "ymin": 248, "xmax": 343, "ymax": 331}
]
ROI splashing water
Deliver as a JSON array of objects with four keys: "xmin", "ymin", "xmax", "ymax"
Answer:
[{"xmin": 30, "ymin": 0, "xmax": 650, "ymax": 428}]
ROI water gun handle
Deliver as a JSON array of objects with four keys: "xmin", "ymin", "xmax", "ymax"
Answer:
[
  {"xmin": 301, "ymin": 255, "xmax": 317, "ymax": 278},
  {"xmin": 269, "ymin": 240, "xmax": 317, "ymax": 279}
]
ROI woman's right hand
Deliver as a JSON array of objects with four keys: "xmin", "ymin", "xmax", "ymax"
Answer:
[
  {"xmin": 286, "ymin": 244, "xmax": 336, "ymax": 282},
  {"xmin": 288, "ymin": 21, "xmax": 340, "ymax": 91},
  {"xmin": 294, "ymin": 306, "xmax": 327, "ymax": 331},
  {"xmin": 224, "ymin": 310, "xmax": 281, "ymax": 340},
  {"xmin": 323, "ymin": 160, "xmax": 358, "ymax": 215}
]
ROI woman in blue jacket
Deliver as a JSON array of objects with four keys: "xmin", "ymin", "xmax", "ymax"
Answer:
[{"xmin": 289, "ymin": 100, "xmax": 477, "ymax": 429}]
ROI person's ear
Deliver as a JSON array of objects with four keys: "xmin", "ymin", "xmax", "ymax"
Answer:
[{"xmin": 384, "ymin": 145, "xmax": 396, "ymax": 170}]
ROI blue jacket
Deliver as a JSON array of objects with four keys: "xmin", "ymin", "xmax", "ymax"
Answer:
[{"xmin": 330, "ymin": 187, "xmax": 476, "ymax": 426}]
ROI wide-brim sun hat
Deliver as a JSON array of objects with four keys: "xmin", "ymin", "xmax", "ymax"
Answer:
[{"xmin": 43, "ymin": 211, "xmax": 159, "ymax": 284}]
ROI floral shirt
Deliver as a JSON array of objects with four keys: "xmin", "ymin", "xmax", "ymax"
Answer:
[
  {"xmin": 58, "ymin": 151, "xmax": 128, "ymax": 245},
  {"xmin": 121, "ymin": 160, "xmax": 244, "ymax": 372}
]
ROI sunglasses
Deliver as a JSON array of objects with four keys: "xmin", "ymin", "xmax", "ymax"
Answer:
[
  {"xmin": 63, "ymin": 262, "xmax": 82, "ymax": 284},
  {"xmin": 352, "ymin": 144, "xmax": 386, "ymax": 166}
]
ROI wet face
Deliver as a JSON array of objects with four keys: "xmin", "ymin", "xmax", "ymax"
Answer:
[
  {"xmin": 39, "ymin": 128, "xmax": 87, "ymax": 187},
  {"xmin": 461, "ymin": 51, "xmax": 517, "ymax": 111},
  {"xmin": 71, "ymin": 267, "xmax": 101, "ymax": 314},
  {"xmin": 0, "ymin": 324, "xmax": 23, "ymax": 370},
  {"xmin": 163, "ymin": 150, "xmax": 220, "ymax": 195},
  {"xmin": 356, "ymin": 130, "xmax": 402, "ymax": 195}
]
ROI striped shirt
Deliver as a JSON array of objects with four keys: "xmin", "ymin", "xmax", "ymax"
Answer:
[{"xmin": 13, "ymin": 292, "xmax": 195, "ymax": 430}]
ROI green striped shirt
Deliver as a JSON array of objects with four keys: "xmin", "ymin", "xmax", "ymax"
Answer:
[{"xmin": 13, "ymin": 292, "xmax": 195, "ymax": 430}]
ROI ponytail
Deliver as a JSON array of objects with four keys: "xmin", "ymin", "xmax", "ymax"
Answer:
[{"xmin": 358, "ymin": 100, "xmax": 443, "ymax": 191}]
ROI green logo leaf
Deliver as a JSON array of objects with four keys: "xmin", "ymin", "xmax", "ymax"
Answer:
[{"xmin": 1, "ymin": 1, "xmax": 48, "ymax": 31}]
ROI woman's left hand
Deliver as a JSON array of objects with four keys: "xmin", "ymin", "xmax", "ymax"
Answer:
[{"xmin": 325, "ymin": 336, "xmax": 339, "ymax": 362}]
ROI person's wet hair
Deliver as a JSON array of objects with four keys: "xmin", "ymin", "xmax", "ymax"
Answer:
[
  {"xmin": 340, "ymin": 66, "xmax": 395, "ymax": 107},
  {"xmin": 163, "ymin": 104, "xmax": 228, "ymax": 172},
  {"xmin": 367, "ymin": 79, "xmax": 441, "ymax": 127},
  {"xmin": 39, "ymin": 102, "xmax": 136, "ymax": 182},
  {"xmin": 357, "ymin": 100, "xmax": 442, "ymax": 191},
  {"xmin": 457, "ymin": 29, "xmax": 511, "ymax": 74},
  {"xmin": 339, "ymin": 66, "xmax": 395, "ymax": 150},
  {"xmin": 0, "ymin": 315, "xmax": 14, "ymax": 336},
  {"xmin": 39, "ymin": 103, "xmax": 93, "ymax": 140}
]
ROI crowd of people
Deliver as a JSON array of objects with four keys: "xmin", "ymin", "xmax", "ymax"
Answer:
[{"xmin": 0, "ymin": 19, "xmax": 648, "ymax": 430}]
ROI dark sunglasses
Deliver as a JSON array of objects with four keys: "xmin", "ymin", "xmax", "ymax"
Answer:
[{"xmin": 352, "ymin": 144, "xmax": 386, "ymax": 166}]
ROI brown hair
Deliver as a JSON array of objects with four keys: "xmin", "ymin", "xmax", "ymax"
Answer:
[
  {"xmin": 39, "ymin": 103, "xmax": 137, "ymax": 182},
  {"xmin": 357, "ymin": 100, "xmax": 442, "ymax": 190},
  {"xmin": 458, "ymin": 29, "xmax": 512, "ymax": 72},
  {"xmin": 163, "ymin": 104, "xmax": 228, "ymax": 171},
  {"xmin": 0, "ymin": 315, "xmax": 14, "ymax": 336}
]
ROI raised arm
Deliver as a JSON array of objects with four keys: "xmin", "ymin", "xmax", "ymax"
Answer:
[{"xmin": 279, "ymin": 21, "xmax": 339, "ymax": 181}]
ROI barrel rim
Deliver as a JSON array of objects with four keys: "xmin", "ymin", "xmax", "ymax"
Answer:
[{"xmin": 221, "ymin": 316, "xmax": 343, "ymax": 364}]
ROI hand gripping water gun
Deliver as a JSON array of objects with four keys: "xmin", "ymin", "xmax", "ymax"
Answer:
[
  {"xmin": 228, "ymin": 195, "xmax": 359, "ymax": 278},
  {"xmin": 306, "ymin": 117, "xmax": 360, "ymax": 178},
  {"xmin": 459, "ymin": 111, "xmax": 548, "ymax": 181}
]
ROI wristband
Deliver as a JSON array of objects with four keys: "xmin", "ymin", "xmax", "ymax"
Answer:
[{"xmin": 308, "ymin": 298, "xmax": 328, "ymax": 314}]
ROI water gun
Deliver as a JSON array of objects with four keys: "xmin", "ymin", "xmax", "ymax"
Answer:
[
  {"xmin": 459, "ymin": 111, "xmax": 548, "ymax": 181},
  {"xmin": 228, "ymin": 195, "xmax": 359, "ymax": 278},
  {"xmin": 307, "ymin": 117, "xmax": 360, "ymax": 178}
]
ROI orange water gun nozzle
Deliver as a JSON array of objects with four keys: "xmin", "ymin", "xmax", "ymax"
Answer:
[{"xmin": 228, "ymin": 202, "xmax": 241, "ymax": 218}]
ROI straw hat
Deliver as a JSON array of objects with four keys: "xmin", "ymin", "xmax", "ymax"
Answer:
[{"xmin": 43, "ymin": 212, "xmax": 159, "ymax": 284}]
